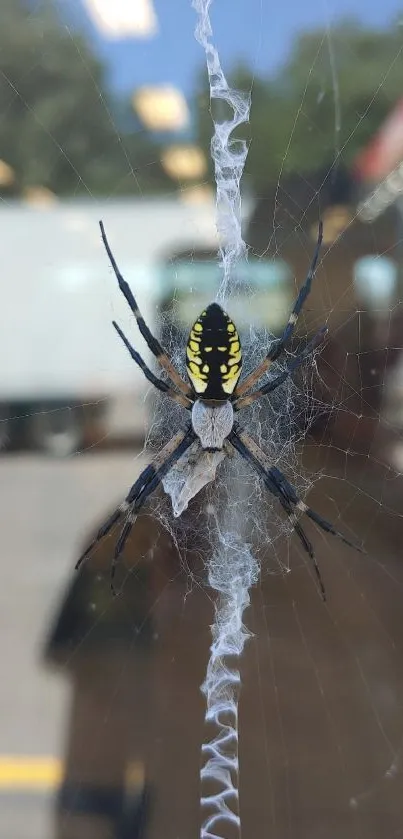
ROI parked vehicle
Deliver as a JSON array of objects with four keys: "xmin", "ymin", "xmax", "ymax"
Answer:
[{"xmin": 1, "ymin": 198, "xmax": 220, "ymax": 454}]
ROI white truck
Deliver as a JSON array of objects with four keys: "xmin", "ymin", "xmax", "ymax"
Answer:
[{"xmin": 1, "ymin": 197, "xmax": 220, "ymax": 454}]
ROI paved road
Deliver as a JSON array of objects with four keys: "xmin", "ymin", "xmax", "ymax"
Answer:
[
  {"xmin": 2, "ymin": 447, "xmax": 403, "ymax": 839},
  {"xmin": 0, "ymin": 450, "xmax": 147, "ymax": 839}
]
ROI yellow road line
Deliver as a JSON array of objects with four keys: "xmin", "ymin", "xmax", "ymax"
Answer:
[
  {"xmin": 0, "ymin": 757, "xmax": 63, "ymax": 790},
  {"xmin": 0, "ymin": 757, "xmax": 145, "ymax": 791}
]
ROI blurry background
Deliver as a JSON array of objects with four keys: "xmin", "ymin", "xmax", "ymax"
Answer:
[{"xmin": 3, "ymin": 1, "xmax": 403, "ymax": 837}]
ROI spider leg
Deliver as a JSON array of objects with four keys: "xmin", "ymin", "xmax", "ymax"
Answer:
[
  {"xmin": 234, "ymin": 221, "xmax": 323, "ymax": 398},
  {"xmin": 113, "ymin": 321, "xmax": 193, "ymax": 410},
  {"xmin": 75, "ymin": 426, "xmax": 196, "ymax": 592},
  {"xmin": 228, "ymin": 426, "xmax": 326, "ymax": 599},
  {"xmin": 233, "ymin": 325, "xmax": 327, "ymax": 411},
  {"xmin": 75, "ymin": 461, "xmax": 157, "ymax": 571},
  {"xmin": 268, "ymin": 466, "xmax": 364, "ymax": 554},
  {"xmin": 100, "ymin": 220, "xmax": 192, "ymax": 399},
  {"xmin": 109, "ymin": 469, "xmax": 163, "ymax": 592}
]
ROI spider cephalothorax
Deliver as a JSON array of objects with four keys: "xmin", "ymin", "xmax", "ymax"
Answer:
[
  {"xmin": 191, "ymin": 399, "xmax": 234, "ymax": 451},
  {"xmin": 76, "ymin": 220, "xmax": 363, "ymax": 600}
]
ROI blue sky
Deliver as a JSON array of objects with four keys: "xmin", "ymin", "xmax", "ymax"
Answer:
[{"xmin": 67, "ymin": 0, "xmax": 403, "ymax": 96}]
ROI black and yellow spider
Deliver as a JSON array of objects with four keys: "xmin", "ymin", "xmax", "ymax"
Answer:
[{"xmin": 76, "ymin": 220, "xmax": 361, "ymax": 599}]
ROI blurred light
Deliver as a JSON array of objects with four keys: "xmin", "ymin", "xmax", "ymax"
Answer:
[
  {"xmin": 353, "ymin": 255, "xmax": 398, "ymax": 311},
  {"xmin": 358, "ymin": 162, "xmax": 403, "ymax": 222},
  {"xmin": 0, "ymin": 160, "xmax": 15, "ymax": 187},
  {"xmin": 354, "ymin": 99, "xmax": 403, "ymax": 184},
  {"xmin": 125, "ymin": 761, "xmax": 145, "ymax": 790},
  {"xmin": 161, "ymin": 146, "xmax": 207, "ymax": 180},
  {"xmin": 310, "ymin": 205, "xmax": 352, "ymax": 245},
  {"xmin": 23, "ymin": 186, "xmax": 57, "ymax": 207},
  {"xmin": 180, "ymin": 184, "xmax": 214, "ymax": 204},
  {"xmin": 84, "ymin": 0, "xmax": 157, "ymax": 38},
  {"xmin": 133, "ymin": 86, "xmax": 189, "ymax": 132}
]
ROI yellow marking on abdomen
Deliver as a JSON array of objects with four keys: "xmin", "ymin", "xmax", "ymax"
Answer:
[
  {"xmin": 187, "ymin": 347, "xmax": 202, "ymax": 364},
  {"xmin": 188, "ymin": 361, "xmax": 205, "ymax": 376},
  {"xmin": 187, "ymin": 369, "xmax": 208, "ymax": 393},
  {"xmin": 222, "ymin": 368, "xmax": 240, "ymax": 394},
  {"xmin": 222, "ymin": 365, "xmax": 239, "ymax": 380}
]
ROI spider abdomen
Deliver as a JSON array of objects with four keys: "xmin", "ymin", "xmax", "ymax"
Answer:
[
  {"xmin": 186, "ymin": 302, "xmax": 242, "ymax": 399},
  {"xmin": 191, "ymin": 399, "xmax": 234, "ymax": 450}
]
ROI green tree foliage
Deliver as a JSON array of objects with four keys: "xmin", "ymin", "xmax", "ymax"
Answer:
[
  {"xmin": 2, "ymin": 6, "xmax": 402, "ymax": 197},
  {"xmin": 0, "ymin": 0, "xmax": 170, "ymax": 195},
  {"xmin": 195, "ymin": 20, "xmax": 403, "ymax": 189}
]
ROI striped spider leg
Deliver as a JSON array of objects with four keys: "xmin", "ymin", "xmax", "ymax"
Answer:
[
  {"xmin": 100, "ymin": 220, "xmax": 193, "ymax": 400},
  {"xmin": 112, "ymin": 321, "xmax": 192, "ymax": 410},
  {"xmin": 234, "ymin": 221, "xmax": 323, "ymax": 400},
  {"xmin": 76, "ymin": 427, "xmax": 196, "ymax": 593},
  {"xmin": 233, "ymin": 325, "xmax": 327, "ymax": 411},
  {"xmin": 228, "ymin": 425, "xmax": 364, "ymax": 600}
]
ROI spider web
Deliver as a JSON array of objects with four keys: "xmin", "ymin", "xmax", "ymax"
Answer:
[{"xmin": 2, "ymin": 2, "xmax": 403, "ymax": 839}]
